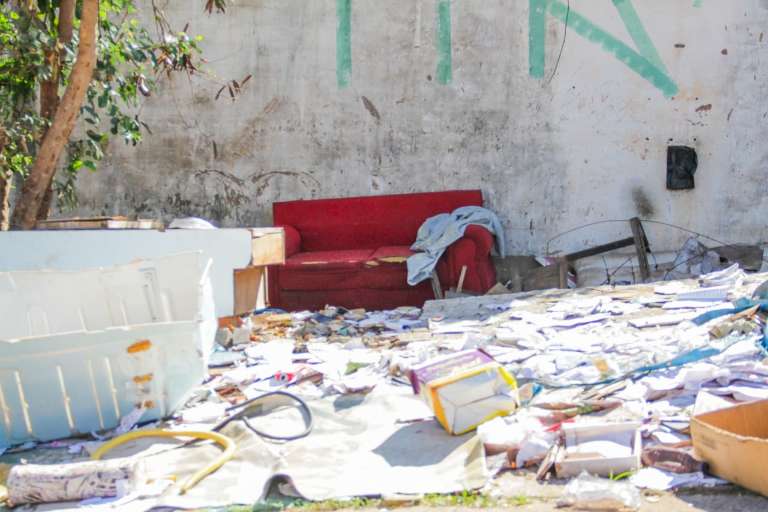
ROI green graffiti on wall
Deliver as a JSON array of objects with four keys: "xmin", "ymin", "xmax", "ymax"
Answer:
[
  {"xmin": 529, "ymin": 0, "xmax": 678, "ymax": 97},
  {"xmin": 336, "ymin": 0, "xmax": 352, "ymax": 88},
  {"xmin": 529, "ymin": 0, "xmax": 547, "ymax": 78},
  {"xmin": 436, "ymin": 0, "xmax": 453, "ymax": 84},
  {"xmin": 336, "ymin": 0, "xmax": 454, "ymax": 88}
]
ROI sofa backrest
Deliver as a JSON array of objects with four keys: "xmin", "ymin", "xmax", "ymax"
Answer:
[{"xmin": 273, "ymin": 190, "xmax": 483, "ymax": 251}]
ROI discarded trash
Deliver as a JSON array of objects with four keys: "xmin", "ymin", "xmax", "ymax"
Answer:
[
  {"xmin": 753, "ymin": 279, "xmax": 768, "ymax": 300},
  {"xmin": 91, "ymin": 429, "xmax": 236, "ymax": 494},
  {"xmin": 410, "ymin": 349, "xmax": 518, "ymax": 435},
  {"xmin": 4, "ymin": 252, "xmax": 768, "ymax": 509},
  {"xmin": 691, "ymin": 398, "xmax": 768, "ymax": 497},
  {"xmin": 168, "ymin": 217, "xmax": 217, "ymax": 229},
  {"xmin": 0, "ymin": 252, "xmax": 216, "ymax": 449},
  {"xmin": 641, "ymin": 446, "xmax": 703, "ymax": 474},
  {"xmin": 558, "ymin": 472, "xmax": 641, "ymax": 511},
  {"xmin": 629, "ymin": 467, "xmax": 726, "ymax": 491},
  {"xmin": 669, "ymin": 238, "xmax": 720, "ymax": 278},
  {"xmin": 6, "ymin": 457, "xmax": 141, "ymax": 506},
  {"xmin": 700, "ymin": 263, "xmax": 745, "ymax": 288},
  {"xmin": 556, "ymin": 422, "xmax": 642, "ymax": 478}
]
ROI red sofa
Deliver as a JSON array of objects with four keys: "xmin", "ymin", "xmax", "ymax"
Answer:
[{"xmin": 267, "ymin": 190, "xmax": 497, "ymax": 311}]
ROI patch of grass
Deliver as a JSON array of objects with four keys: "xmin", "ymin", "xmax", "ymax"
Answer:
[
  {"xmin": 286, "ymin": 497, "xmax": 381, "ymax": 511},
  {"xmin": 419, "ymin": 491, "xmax": 531, "ymax": 508},
  {"xmin": 231, "ymin": 491, "xmax": 537, "ymax": 511},
  {"xmin": 609, "ymin": 470, "xmax": 634, "ymax": 481},
  {"xmin": 507, "ymin": 494, "xmax": 532, "ymax": 506},
  {"xmin": 421, "ymin": 491, "xmax": 494, "ymax": 507}
]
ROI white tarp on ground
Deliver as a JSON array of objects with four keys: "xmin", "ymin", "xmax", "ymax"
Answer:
[{"xmin": 33, "ymin": 385, "xmax": 488, "ymax": 511}]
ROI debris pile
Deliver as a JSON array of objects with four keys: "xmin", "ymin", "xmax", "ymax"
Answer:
[{"xmin": 4, "ymin": 264, "xmax": 768, "ymax": 509}]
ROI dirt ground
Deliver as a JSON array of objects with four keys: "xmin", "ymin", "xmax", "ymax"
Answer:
[
  {"xmin": 321, "ymin": 491, "xmax": 766, "ymax": 512},
  {"xmin": 486, "ymin": 471, "xmax": 768, "ymax": 512},
  {"xmin": 298, "ymin": 472, "xmax": 768, "ymax": 512}
]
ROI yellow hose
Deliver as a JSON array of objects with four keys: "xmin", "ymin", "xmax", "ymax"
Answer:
[{"xmin": 91, "ymin": 429, "xmax": 236, "ymax": 494}]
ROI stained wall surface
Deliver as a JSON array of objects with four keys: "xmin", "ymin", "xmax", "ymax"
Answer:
[{"xmin": 71, "ymin": 0, "xmax": 768, "ymax": 254}]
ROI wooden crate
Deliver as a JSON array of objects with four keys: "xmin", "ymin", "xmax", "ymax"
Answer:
[{"xmin": 233, "ymin": 227, "xmax": 286, "ymax": 315}]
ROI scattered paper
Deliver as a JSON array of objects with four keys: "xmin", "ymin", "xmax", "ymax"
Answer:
[{"xmin": 631, "ymin": 467, "xmax": 726, "ymax": 490}]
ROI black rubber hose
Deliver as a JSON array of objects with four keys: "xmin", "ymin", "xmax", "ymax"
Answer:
[{"xmin": 213, "ymin": 390, "xmax": 313, "ymax": 441}]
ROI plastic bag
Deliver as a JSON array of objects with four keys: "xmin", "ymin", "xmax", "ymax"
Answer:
[{"xmin": 558, "ymin": 472, "xmax": 641, "ymax": 511}]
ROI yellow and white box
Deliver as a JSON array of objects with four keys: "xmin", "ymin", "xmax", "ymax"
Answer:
[{"xmin": 410, "ymin": 349, "xmax": 518, "ymax": 435}]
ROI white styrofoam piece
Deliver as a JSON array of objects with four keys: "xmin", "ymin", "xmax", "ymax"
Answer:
[
  {"xmin": 0, "ymin": 229, "xmax": 253, "ymax": 317},
  {"xmin": 557, "ymin": 422, "xmax": 642, "ymax": 478},
  {"xmin": 0, "ymin": 252, "xmax": 216, "ymax": 448}
]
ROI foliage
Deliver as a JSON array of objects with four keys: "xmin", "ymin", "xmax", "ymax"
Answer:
[
  {"xmin": 0, "ymin": 7, "xmax": 49, "ymax": 181},
  {"xmin": 0, "ymin": 0, "xmax": 239, "ymax": 211}
]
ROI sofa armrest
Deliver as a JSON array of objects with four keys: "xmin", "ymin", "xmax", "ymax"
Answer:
[
  {"xmin": 279, "ymin": 224, "xmax": 302, "ymax": 257},
  {"xmin": 461, "ymin": 225, "xmax": 494, "ymax": 256},
  {"xmin": 437, "ymin": 226, "xmax": 497, "ymax": 293}
]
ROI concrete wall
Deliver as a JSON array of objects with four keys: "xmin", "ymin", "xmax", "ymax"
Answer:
[{"xmin": 71, "ymin": 0, "xmax": 768, "ymax": 255}]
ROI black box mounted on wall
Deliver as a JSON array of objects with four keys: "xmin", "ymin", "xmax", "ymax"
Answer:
[{"xmin": 667, "ymin": 145, "xmax": 698, "ymax": 190}]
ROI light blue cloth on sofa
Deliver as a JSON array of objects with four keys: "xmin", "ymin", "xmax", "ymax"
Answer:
[{"xmin": 407, "ymin": 206, "xmax": 505, "ymax": 286}]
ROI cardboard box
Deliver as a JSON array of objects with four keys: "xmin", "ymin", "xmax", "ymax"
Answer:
[
  {"xmin": 409, "ymin": 349, "xmax": 518, "ymax": 435},
  {"xmin": 556, "ymin": 422, "xmax": 642, "ymax": 478},
  {"xmin": 691, "ymin": 399, "xmax": 768, "ymax": 496}
]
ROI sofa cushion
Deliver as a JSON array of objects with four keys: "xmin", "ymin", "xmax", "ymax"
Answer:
[
  {"xmin": 273, "ymin": 190, "xmax": 484, "ymax": 251},
  {"xmin": 365, "ymin": 246, "xmax": 414, "ymax": 267},
  {"xmin": 284, "ymin": 249, "xmax": 374, "ymax": 271}
]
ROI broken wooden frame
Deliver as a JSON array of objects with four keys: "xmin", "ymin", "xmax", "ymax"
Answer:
[{"xmin": 526, "ymin": 217, "xmax": 652, "ymax": 290}]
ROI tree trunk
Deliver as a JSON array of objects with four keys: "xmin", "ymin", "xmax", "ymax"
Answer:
[
  {"xmin": 0, "ymin": 128, "xmax": 9, "ymax": 231},
  {"xmin": 36, "ymin": 0, "xmax": 76, "ymax": 222},
  {"xmin": 11, "ymin": 0, "xmax": 99, "ymax": 230},
  {"xmin": 0, "ymin": 173, "xmax": 9, "ymax": 231}
]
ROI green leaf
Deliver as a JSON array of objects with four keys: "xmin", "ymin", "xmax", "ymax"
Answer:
[{"xmin": 85, "ymin": 129, "xmax": 99, "ymax": 141}]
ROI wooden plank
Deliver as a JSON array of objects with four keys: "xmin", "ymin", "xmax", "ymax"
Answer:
[
  {"xmin": 430, "ymin": 270, "xmax": 443, "ymax": 300},
  {"xmin": 233, "ymin": 267, "xmax": 266, "ymax": 315},
  {"xmin": 564, "ymin": 237, "xmax": 635, "ymax": 262},
  {"xmin": 557, "ymin": 256, "xmax": 569, "ymax": 289},
  {"xmin": 36, "ymin": 217, "xmax": 162, "ymax": 230},
  {"xmin": 629, "ymin": 217, "xmax": 651, "ymax": 282},
  {"xmin": 105, "ymin": 219, "xmax": 162, "ymax": 230},
  {"xmin": 39, "ymin": 216, "xmax": 122, "ymax": 222},
  {"xmin": 523, "ymin": 264, "xmax": 561, "ymax": 292},
  {"xmin": 249, "ymin": 228, "xmax": 285, "ymax": 266},
  {"xmin": 456, "ymin": 265, "xmax": 468, "ymax": 294}
]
